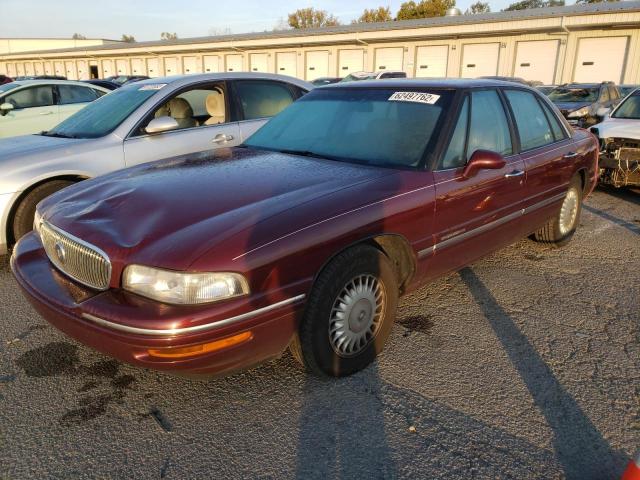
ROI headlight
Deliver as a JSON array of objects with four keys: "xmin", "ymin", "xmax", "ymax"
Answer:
[
  {"xmin": 122, "ymin": 265, "xmax": 249, "ymax": 305},
  {"xmin": 567, "ymin": 107, "xmax": 589, "ymax": 118},
  {"xmin": 33, "ymin": 210, "xmax": 42, "ymax": 235}
]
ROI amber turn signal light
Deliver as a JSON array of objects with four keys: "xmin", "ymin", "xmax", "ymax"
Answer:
[{"xmin": 147, "ymin": 331, "xmax": 253, "ymax": 359}]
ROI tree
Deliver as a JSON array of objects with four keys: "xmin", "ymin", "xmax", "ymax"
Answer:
[
  {"xmin": 72, "ymin": 33, "xmax": 87, "ymax": 40},
  {"xmin": 396, "ymin": 0, "xmax": 456, "ymax": 20},
  {"xmin": 352, "ymin": 6, "xmax": 393, "ymax": 23},
  {"xmin": 287, "ymin": 8, "xmax": 340, "ymax": 29},
  {"xmin": 465, "ymin": 1, "xmax": 491, "ymax": 13},
  {"xmin": 160, "ymin": 32, "xmax": 178, "ymax": 41},
  {"xmin": 575, "ymin": 0, "xmax": 618, "ymax": 3},
  {"xmin": 121, "ymin": 34, "xmax": 136, "ymax": 43},
  {"xmin": 504, "ymin": 0, "xmax": 563, "ymax": 10}
]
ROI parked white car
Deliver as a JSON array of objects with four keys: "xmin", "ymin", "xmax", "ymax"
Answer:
[
  {"xmin": 590, "ymin": 88, "xmax": 640, "ymax": 187},
  {"xmin": 0, "ymin": 80, "xmax": 110, "ymax": 138},
  {"xmin": 0, "ymin": 73, "xmax": 311, "ymax": 254}
]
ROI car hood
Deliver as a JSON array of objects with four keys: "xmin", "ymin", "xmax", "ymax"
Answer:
[
  {"xmin": 0, "ymin": 134, "xmax": 82, "ymax": 159},
  {"xmin": 592, "ymin": 118, "xmax": 640, "ymax": 140},
  {"xmin": 552, "ymin": 102, "xmax": 591, "ymax": 113},
  {"xmin": 40, "ymin": 148, "xmax": 394, "ymax": 274}
]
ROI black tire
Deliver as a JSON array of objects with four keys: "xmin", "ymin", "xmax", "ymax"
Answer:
[
  {"xmin": 533, "ymin": 175, "xmax": 583, "ymax": 247},
  {"xmin": 290, "ymin": 244, "xmax": 399, "ymax": 377},
  {"xmin": 12, "ymin": 180, "xmax": 74, "ymax": 242}
]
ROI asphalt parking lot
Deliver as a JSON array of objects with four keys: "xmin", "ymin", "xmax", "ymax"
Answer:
[{"xmin": 0, "ymin": 187, "xmax": 638, "ymax": 480}]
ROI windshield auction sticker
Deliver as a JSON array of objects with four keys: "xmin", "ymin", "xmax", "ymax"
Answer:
[
  {"xmin": 389, "ymin": 92, "xmax": 440, "ymax": 104},
  {"xmin": 139, "ymin": 84, "xmax": 167, "ymax": 91}
]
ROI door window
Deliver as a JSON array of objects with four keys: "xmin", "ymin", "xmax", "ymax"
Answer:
[
  {"xmin": 504, "ymin": 89, "xmax": 554, "ymax": 151},
  {"xmin": 58, "ymin": 85, "xmax": 101, "ymax": 104},
  {"xmin": 136, "ymin": 83, "xmax": 227, "ymax": 135},
  {"xmin": 441, "ymin": 97, "xmax": 469, "ymax": 169},
  {"xmin": 234, "ymin": 80, "xmax": 295, "ymax": 120},
  {"xmin": 467, "ymin": 90, "xmax": 512, "ymax": 157},
  {"xmin": 4, "ymin": 86, "xmax": 54, "ymax": 109},
  {"xmin": 538, "ymin": 100, "xmax": 566, "ymax": 141}
]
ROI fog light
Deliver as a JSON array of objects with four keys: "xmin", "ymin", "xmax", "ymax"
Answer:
[{"xmin": 147, "ymin": 331, "xmax": 253, "ymax": 359}]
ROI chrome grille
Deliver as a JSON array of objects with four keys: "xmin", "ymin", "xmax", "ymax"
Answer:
[{"xmin": 40, "ymin": 222, "xmax": 112, "ymax": 291}]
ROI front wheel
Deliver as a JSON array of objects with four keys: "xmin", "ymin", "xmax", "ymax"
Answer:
[
  {"xmin": 290, "ymin": 245, "xmax": 399, "ymax": 377},
  {"xmin": 533, "ymin": 175, "xmax": 583, "ymax": 247}
]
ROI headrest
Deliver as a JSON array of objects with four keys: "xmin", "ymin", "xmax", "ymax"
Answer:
[
  {"xmin": 167, "ymin": 98, "xmax": 193, "ymax": 119},
  {"xmin": 206, "ymin": 91, "xmax": 224, "ymax": 117}
]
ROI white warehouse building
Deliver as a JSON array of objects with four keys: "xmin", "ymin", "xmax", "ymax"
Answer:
[{"xmin": 1, "ymin": 1, "xmax": 640, "ymax": 85}]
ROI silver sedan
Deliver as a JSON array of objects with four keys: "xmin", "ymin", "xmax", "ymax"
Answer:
[{"xmin": 0, "ymin": 73, "xmax": 312, "ymax": 254}]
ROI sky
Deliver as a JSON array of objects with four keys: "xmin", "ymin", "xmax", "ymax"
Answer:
[{"xmin": 1, "ymin": 0, "xmax": 561, "ymax": 41}]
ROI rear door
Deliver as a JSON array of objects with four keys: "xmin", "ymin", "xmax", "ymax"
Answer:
[
  {"xmin": 0, "ymin": 85, "xmax": 58, "ymax": 137},
  {"xmin": 123, "ymin": 81, "xmax": 240, "ymax": 167},
  {"xmin": 232, "ymin": 79, "xmax": 300, "ymax": 141},
  {"xmin": 429, "ymin": 89, "xmax": 526, "ymax": 275},
  {"xmin": 502, "ymin": 88, "xmax": 576, "ymax": 230}
]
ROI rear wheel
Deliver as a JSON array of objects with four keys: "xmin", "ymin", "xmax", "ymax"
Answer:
[
  {"xmin": 533, "ymin": 175, "xmax": 583, "ymax": 247},
  {"xmin": 290, "ymin": 245, "xmax": 398, "ymax": 377},
  {"xmin": 12, "ymin": 180, "xmax": 74, "ymax": 242}
]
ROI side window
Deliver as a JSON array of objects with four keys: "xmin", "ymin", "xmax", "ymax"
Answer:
[
  {"xmin": 234, "ymin": 81, "xmax": 295, "ymax": 120},
  {"xmin": 600, "ymin": 87, "xmax": 609, "ymax": 103},
  {"xmin": 441, "ymin": 97, "xmax": 469, "ymax": 169},
  {"xmin": 467, "ymin": 90, "xmax": 512, "ymax": 157},
  {"xmin": 58, "ymin": 85, "xmax": 100, "ymax": 105},
  {"xmin": 538, "ymin": 99, "xmax": 566, "ymax": 141},
  {"xmin": 5, "ymin": 86, "xmax": 54, "ymax": 109},
  {"xmin": 137, "ymin": 83, "xmax": 226, "ymax": 135},
  {"xmin": 504, "ymin": 90, "xmax": 554, "ymax": 151}
]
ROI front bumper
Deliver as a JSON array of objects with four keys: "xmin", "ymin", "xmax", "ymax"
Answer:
[{"xmin": 11, "ymin": 233, "xmax": 306, "ymax": 377}]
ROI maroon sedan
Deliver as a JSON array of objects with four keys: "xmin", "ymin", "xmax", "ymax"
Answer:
[{"xmin": 11, "ymin": 80, "xmax": 598, "ymax": 377}]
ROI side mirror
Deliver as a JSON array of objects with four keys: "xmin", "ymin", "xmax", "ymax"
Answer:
[
  {"xmin": 0, "ymin": 102, "xmax": 14, "ymax": 116},
  {"xmin": 144, "ymin": 116, "xmax": 179, "ymax": 134},
  {"xmin": 596, "ymin": 107, "xmax": 611, "ymax": 118},
  {"xmin": 461, "ymin": 150, "xmax": 506, "ymax": 179}
]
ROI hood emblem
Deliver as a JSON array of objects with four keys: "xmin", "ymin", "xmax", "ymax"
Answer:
[{"xmin": 54, "ymin": 241, "xmax": 66, "ymax": 265}]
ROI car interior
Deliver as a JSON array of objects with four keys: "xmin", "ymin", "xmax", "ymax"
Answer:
[{"xmin": 152, "ymin": 84, "xmax": 226, "ymax": 130}]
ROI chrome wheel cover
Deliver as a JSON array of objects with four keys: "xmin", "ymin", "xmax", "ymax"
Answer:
[
  {"xmin": 559, "ymin": 188, "xmax": 579, "ymax": 236},
  {"xmin": 328, "ymin": 274, "xmax": 386, "ymax": 357}
]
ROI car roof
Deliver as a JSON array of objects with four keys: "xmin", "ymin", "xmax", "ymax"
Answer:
[
  {"xmin": 320, "ymin": 78, "xmax": 538, "ymax": 90},
  {"xmin": 6, "ymin": 79, "xmax": 110, "ymax": 89},
  {"xmin": 134, "ymin": 72, "xmax": 314, "ymax": 91}
]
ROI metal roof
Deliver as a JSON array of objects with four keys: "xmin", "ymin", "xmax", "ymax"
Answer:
[{"xmin": 5, "ymin": 1, "xmax": 640, "ymax": 57}]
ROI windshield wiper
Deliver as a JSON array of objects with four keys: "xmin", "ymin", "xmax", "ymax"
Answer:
[
  {"xmin": 278, "ymin": 149, "xmax": 333, "ymax": 160},
  {"xmin": 40, "ymin": 131, "xmax": 76, "ymax": 138}
]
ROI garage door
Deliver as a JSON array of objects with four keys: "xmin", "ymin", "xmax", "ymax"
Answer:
[
  {"xmin": 203, "ymin": 55, "xmax": 220, "ymax": 73},
  {"xmin": 374, "ymin": 47, "xmax": 403, "ymax": 72},
  {"xmin": 34, "ymin": 62, "xmax": 44, "ymax": 76},
  {"xmin": 146, "ymin": 58, "xmax": 159, "ymax": 77},
  {"xmin": 461, "ymin": 43, "xmax": 500, "ymax": 78},
  {"xmin": 65, "ymin": 61, "xmax": 77, "ymax": 79},
  {"xmin": 226, "ymin": 54, "xmax": 243, "ymax": 72},
  {"xmin": 131, "ymin": 58, "xmax": 146, "ymax": 75},
  {"xmin": 164, "ymin": 57, "xmax": 178, "ymax": 75},
  {"xmin": 77, "ymin": 60, "xmax": 89, "ymax": 79},
  {"xmin": 6, "ymin": 64, "xmax": 16, "ymax": 77},
  {"xmin": 182, "ymin": 56, "xmax": 199, "ymax": 74},
  {"xmin": 513, "ymin": 40, "xmax": 558, "ymax": 85},
  {"xmin": 339, "ymin": 49, "xmax": 364, "ymax": 75},
  {"xmin": 115, "ymin": 59, "xmax": 129, "ymax": 75},
  {"xmin": 276, "ymin": 52, "xmax": 297, "ymax": 77},
  {"xmin": 415, "ymin": 45, "xmax": 449, "ymax": 78},
  {"xmin": 306, "ymin": 50, "xmax": 330, "ymax": 80},
  {"xmin": 101, "ymin": 60, "xmax": 114, "ymax": 78},
  {"xmin": 44, "ymin": 61, "xmax": 53, "ymax": 75},
  {"xmin": 250, "ymin": 53, "xmax": 269, "ymax": 73},
  {"xmin": 574, "ymin": 36, "xmax": 628, "ymax": 84},
  {"xmin": 25, "ymin": 63, "xmax": 34, "ymax": 76}
]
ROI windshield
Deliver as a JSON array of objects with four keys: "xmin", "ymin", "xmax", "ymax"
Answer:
[
  {"xmin": 612, "ymin": 92, "xmax": 640, "ymax": 119},
  {"xmin": 45, "ymin": 84, "xmax": 160, "ymax": 139},
  {"xmin": 0, "ymin": 83, "xmax": 20, "ymax": 93},
  {"xmin": 244, "ymin": 88, "xmax": 452, "ymax": 169},
  {"xmin": 548, "ymin": 87, "xmax": 598, "ymax": 103}
]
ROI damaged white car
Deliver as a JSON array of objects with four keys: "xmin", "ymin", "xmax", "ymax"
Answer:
[{"xmin": 591, "ymin": 89, "xmax": 640, "ymax": 188}]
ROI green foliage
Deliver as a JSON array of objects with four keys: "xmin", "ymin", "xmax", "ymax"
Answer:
[
  {"xmin": 71, "ymin": 33, "xmax": 86, "ymax": 40},
  {"xmin": 504, "ymin": 0, "xmax": 564, "ymax": 10},
  {"xmin": 288, "ymin": 8, "xmax": 341, "ymax": 29},
  {"xmin": 353, "ymin": 6, "xmax": 394, "ymax": 23},
  {"xmin": 466, "ymin": 1, "xmax": 491, "ymax": 13},
  {"xmin": 160, "ymin": 32, "xmax": 178, "ymax": 41},
  {"xmin": 396, "ymin": 0, "xmax": 457, "ymax": 20},
  {"xmin": 121, "ymin": 34, "xmax": 136, "ymax": 43}
]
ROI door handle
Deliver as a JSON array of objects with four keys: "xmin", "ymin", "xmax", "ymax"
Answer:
[
  {"xmin": 212, "ymin": 133, "xmax": 234, "ymax": 144},
  {"xmin": 39, "ymin": 111, "xmax": 54, "ymax": 115},
  {"xmin": 563, "ymin": 151, "xmax": 579, "ymax": 159},
  {"xmin": 504, "ymin": 170, "xmax": 525, "ymax": 178}
]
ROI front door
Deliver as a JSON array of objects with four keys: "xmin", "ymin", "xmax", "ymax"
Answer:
[
  {"xmin": 0, "ymin": 85, "xmax": 58, "ymax": 137},
  {"xmin": 427, "ymin": 89, "xmax": 527, "ymax": 278},
  {"xmin": 123, "ymin": 82, "xmax": 241, "ymax": 167}
]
